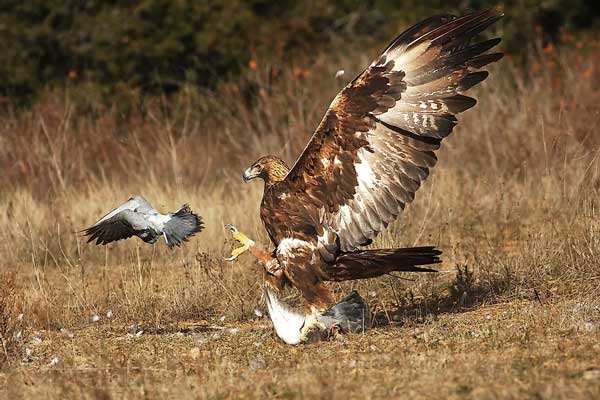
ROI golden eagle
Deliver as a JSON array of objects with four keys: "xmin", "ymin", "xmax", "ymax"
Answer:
[{"xmin": 228, "ymin": 9, "xmax": 503, "ymax": 338}]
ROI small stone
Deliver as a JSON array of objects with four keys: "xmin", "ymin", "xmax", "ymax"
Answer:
[
  {"xmin": 335, "ymin": 70, "xmax": 345, "ymax": 78},
  {"xmin": 60, "ymin": 328, "xmax": 75, "ymax": 339},
  {"xmin": 583, "ymin": 321, "xmax": 596, "ymax": 332},
  {"xmin": 189, "ymin": 347, "xmax": 201, "ymax": 360},
  {"xmin": 24, "ymin": 347, "xmax": 33, "ymax": 360},
  {"xmin": 583, "ymin": 369, "xmax": 600, "ymax": 380},
  {"xmin": 30, "ymin": 337, "xmax": 42, "ymax": 345},
  {"xmin": 17, "ymin": 313, "xmax": 24, "ymax": 321},
  {"xmin": 49, "ymin": 357, "xmax": 59, "ymax": 366},
  {"xmin": 106, "ymin": 310, "xmax": 113, "ymax": 319},
  {"xmin": 218, "ymin": 315, "xmax": 226, "ymax": 322},
  {"xmin": 91, "ymin": 314, "xmax": 100, "ymax": 322},
  {"xmin": 254, "ymin": 309, "xmax": 263, "ymax": 318},
  {"xmin": 249, "ymin": 358, "xmax": 265, "ymax": 370},
  {"xmin": 228, "ymin": 328, "xmax": 240, "ymax": 335}
]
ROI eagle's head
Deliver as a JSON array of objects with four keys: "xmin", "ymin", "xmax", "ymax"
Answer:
[{"xmin": 243, "ymin": 156, "xmax": 289, "ymax": 186}]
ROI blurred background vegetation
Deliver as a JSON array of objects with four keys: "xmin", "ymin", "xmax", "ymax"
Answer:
[{"xmin": 1, "ymin": 0, "xmax": 599, "ymax": 112}]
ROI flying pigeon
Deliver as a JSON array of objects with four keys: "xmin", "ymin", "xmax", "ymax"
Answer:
[{"xmin": 83, "ymin": 195, "xmax": 203, "ymax": 248}]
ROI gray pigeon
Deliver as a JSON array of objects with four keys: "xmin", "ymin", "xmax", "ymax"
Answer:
[
  {"xmin": 264, "ymin": 287, "xmax": 370, "ymax": 345},
  {"xmin": 83, "ymin": 195, "xmax": 203, "ymax": 248}
]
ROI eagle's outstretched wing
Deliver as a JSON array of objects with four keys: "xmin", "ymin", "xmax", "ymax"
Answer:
[{"xmin": 281, "ymin": 9, "xmax": 503, "ymax": 251}]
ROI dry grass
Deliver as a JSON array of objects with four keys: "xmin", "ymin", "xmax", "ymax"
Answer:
[{"xmin": 1, "ymin": 38, "xmax": 600, "ymax": 398}]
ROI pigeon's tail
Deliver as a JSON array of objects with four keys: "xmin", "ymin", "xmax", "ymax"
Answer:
[{"xmin": 163, "ymin": 204, "xmax": 203, "ymax": 248}]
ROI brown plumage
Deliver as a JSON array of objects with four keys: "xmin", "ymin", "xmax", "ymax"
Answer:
[{"xmin": 243, "ymin": 9, "xmax": 503, "ymax": 309}]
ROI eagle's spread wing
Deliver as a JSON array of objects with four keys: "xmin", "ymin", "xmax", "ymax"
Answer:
[{"xmin": 281, "ymin": 9, "xmax": 503, "ymax": 251}]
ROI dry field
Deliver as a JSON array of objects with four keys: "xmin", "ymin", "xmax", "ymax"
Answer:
[{"xmin": 0, "ymin": 37, "xmax": 599, "ymax": 399}]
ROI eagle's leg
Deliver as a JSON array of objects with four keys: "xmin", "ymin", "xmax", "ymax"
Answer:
[
  {"xmin": 225, "ymin": 224, "xmax": 282, "ymax": 272},
  {"xmin": 224, "ymin": 224, "xmax": 256, "ymax": 261}
]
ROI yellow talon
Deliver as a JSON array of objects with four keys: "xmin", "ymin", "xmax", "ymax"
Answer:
[
  {"xmin": 228, "ymin": 245, "xmax": 249, "ymax": 260},
  {"xmin": 224, "ymin": 224, "xmax": 255, "ymax": 261},
  {"xmin": 232, "ymin": 230, "xmax": 253, "ymax": 246}
]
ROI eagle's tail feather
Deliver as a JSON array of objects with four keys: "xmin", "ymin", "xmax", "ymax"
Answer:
[{"xmin": 325, "ymin": 247, "xmax": 441, "ymax": 282}]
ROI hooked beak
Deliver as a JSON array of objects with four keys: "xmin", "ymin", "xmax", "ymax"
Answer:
[{"xmin": 243, "ymin": 167, "xmax": 258, "ymax": 182}]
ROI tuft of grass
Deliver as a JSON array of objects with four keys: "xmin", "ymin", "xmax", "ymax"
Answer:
[{"xmin": 0, "ymin": 274, "xmax": 27, "ymax": 370}]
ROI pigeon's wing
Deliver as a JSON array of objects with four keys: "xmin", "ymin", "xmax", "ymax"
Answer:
[
  {"xmin": 83, "ymin": 210, "xmax": 148, "ymax": 245},
  {"xmin": 127, "ymin": 195, "xmax": 156, "ymax": 213},
  {"xmin": 320, "ymin": 291, "xmax": 371, "ymax": 333},
  {"xmin": 162, "ymin": 204, "xmax": 204, "ymax": 248},
  {"xmin": 93, "ymin": 196, "xmax": 156, "ymax": 225}
]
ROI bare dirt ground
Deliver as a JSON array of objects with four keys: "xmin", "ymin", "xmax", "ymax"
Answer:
[
  {"xmin": 1, "ymin": 299, "xmax": 599, "ymax": 399},
  {"xmin": 1, "ymin": 41, "xmax": 600, "ymax": 399}
]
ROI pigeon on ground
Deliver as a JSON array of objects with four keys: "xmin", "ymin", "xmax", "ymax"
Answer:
[
  {"xmin": 83, "ymin": 195, "xmax": 203, "ymax": 248},
  {"xmin": 264, "ymin": 287, "xmax": 371, "ymax": 345}
]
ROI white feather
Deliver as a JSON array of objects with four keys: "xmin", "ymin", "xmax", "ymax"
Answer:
[
  {"xmin": 276, "ymin": 238, "xmax": 314, "ymax": 259},
  {"xmin": 354, "ymin": 149, "xmax": 377, "ymax": 189},
  {"xmin": 264, "ymin": 287, "xmax": 305, "ymax": 345}
]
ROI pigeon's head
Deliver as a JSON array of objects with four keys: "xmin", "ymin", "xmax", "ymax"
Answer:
[{"xmin": 243, "ymin": 156, "xmax": 289, "ymax": 186}]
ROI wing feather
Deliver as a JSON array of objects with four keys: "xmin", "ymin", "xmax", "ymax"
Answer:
[
  {"xmin": 83, "ymin": 210, "xmax": 140, "ymax": 245},
  {"xmin": 277, "ymin": 9, "xmax": 503, "ymax": 251},
  {"xmin": 93, "ymin": 195, "xmax": 155, "ymax": 225}
]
